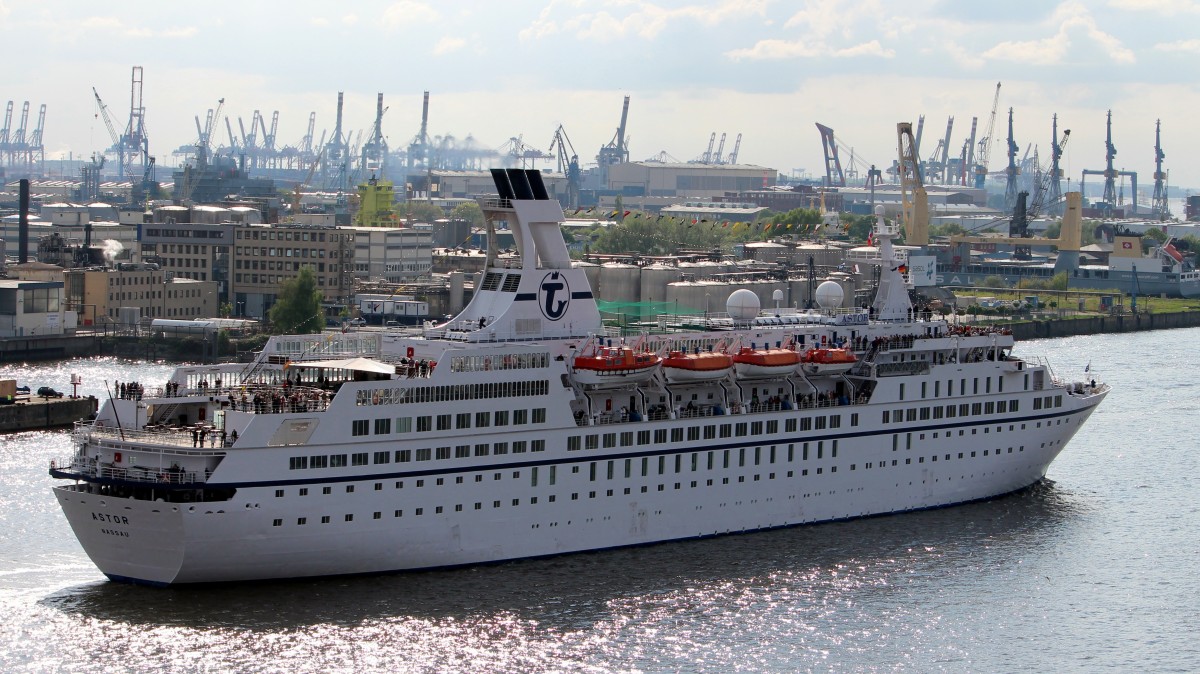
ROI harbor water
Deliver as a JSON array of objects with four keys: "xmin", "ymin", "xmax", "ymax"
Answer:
[{"xmin": 1, "ymin": 329, "xmax": 1197, "ymax": 673}]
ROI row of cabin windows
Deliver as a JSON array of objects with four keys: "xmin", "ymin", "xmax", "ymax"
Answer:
[
  {"xmin": 882, "ymin": 399, "xmax": 1024, "ymax": 424},
  {"xmin": 355, "ymin": 380, "xmax": 550, "ymax": 407},
  {"xmin": 900, "ymin": 375, "xmax": 1028, "ymax": 401},
  {"xmin": 564, "ymin": 414, "xmax": 860, "ymax": 451},
  {"xmin": 270, "ymin": 443, "xmax": 1033, "ymax": 527},
  {"xmin": 1031, "ymin": 395, "xmax": 1065, "ymax": 410},
  {"xmin": 289, "ymin": 440, "xmax": 546, "ymax": 470},
  {"xmin": 350, "ymin": 408, "xmax": 546, "ymax": 437}
]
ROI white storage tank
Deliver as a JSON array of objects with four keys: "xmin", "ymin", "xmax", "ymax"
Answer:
[
  {"xmin": 639, "ymin": 263, "xmax": 681, "ymax": 306},
  {"xmin": 598, "ymin": 262, "xmax": 639, "ymax": 304}
]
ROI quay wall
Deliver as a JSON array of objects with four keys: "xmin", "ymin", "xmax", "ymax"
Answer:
[
  {"xmin": 1009, "ymin": 311, "xmax": 1200, "ymax": 340},
  {"xmin": 0, "ymin": 397, "xmax": 97, "ymax": 433}
]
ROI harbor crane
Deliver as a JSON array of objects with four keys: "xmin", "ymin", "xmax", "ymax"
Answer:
[
  {"xmin": 1151, "ymin": 119, "xmax": 1169, "ymax": 220},
  {"xmin": 550, "ymin": 124, "xmax": 580, "ymax": 209},
  {"xmin": 727, "ymin": 133, "xmax": 742, "ymax": 164},
  {"xmin": 815, "ymin": 123, "xmax": 844, "ymax": 187},
  {"xmin": 896, "ymin": 122, "xmax": 929, "ymax": 246},
  {"xmin": 1003, "ymin": 107, "xmax": 1020, "ymax": 211},
  {"xmin": 974, "ymin": 82, "xmax": 1001, "ymax": 189},
  {"xmin": 1081, "ymin": 110, "xmax": 1138, "ymax": 216},
  {"xmin": 597, "ymin": 97, "xmax": 633, "ymax": 169}
]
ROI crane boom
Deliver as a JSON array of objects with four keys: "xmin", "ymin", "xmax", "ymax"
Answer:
[
  {"xmin": 728, "ymin": 133, "xmax": 742, "ymax": 164},
  {"xmin": 974, "ymin": 82, "xmax": 1001, "ymax": 189}
]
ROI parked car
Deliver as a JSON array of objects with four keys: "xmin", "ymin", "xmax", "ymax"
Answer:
[
  {"xmin": 348, "ymin": 317, "xmax": 367, "ymax": 327},
  {"xmin": 37, "ymin": 386, "xmax": 63, "ymax": 398}
]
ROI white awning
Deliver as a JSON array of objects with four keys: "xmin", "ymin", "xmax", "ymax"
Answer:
[{"xmin": 290, "ymin": 357, "xmax": 395, "ymax": 375}]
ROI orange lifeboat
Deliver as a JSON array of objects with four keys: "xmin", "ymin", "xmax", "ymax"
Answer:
[
  {"xmin": 732, "ymin": 346, "xmax": 800, "ymax": 379},
  {"xmin": 662, "ymin": 350, "xmax": 735, "ymax": 383},
  {"xmin": 572, "ymin": 345, "xmax": 662, "ymax": 389},
  {"xmin": 799, "ymin": 347, "xmax": 857, "ymax": 376}
]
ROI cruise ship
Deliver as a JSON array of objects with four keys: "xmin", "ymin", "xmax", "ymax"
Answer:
[{"xmin": 50, "ymin": 169, "xmax": 1108, "ymax": 585}]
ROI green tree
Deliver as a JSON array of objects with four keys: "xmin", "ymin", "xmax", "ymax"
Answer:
[
  {"xmin": 843, "ymin": 213, "xmax": 876, "ymax": 241},
  {"xmin": 402, "ymin": 201, "xmax": 445, "ymax": 224},
  {"xmin": 269, "ymin": 266, "xmax": 325, "ymax": 334},
  {"xmin": 450, "ymin": 201, "xmax": 484, "ymax": 227}
]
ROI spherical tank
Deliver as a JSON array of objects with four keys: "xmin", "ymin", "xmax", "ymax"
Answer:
[
  {"xmin": 814, "ymin": 280, "xmax": 845, "ymax": 309},
  {"xmin": 640, "ymin": 263, "xmax": 681, "ymax": 307},
  {"xmin": 726, "ymin": 288, "xmax": 761, "ymax": 320},
  {"xmin": 598, "ymin": 262, "xmax": 639, "ymax": 304}
]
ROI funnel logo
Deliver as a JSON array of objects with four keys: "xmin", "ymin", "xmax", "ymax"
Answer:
[{"xmin": 539, "ymin": 271, "xmax": 570, "ymax": 321}]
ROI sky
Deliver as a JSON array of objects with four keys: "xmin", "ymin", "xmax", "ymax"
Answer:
[{"xmin": 4, "ymin": 0, "xmax": 1200, "ymax": 193}]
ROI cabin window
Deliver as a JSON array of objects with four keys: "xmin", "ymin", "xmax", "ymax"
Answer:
[
  {"xmin": 494, "ymin": 410, "xmax": 509, "ymax": 426},
  {"xmin": 513, "ymin": 440, "xmax": 528, "ymax": 453},
  {"xmin": 568, "ymin": 436, "xmax": 581, "ymax": 451},
  {"xmin": 289, "ymin": 457, "xmax": 308, "ymax": 470},
  {"xmin": 455, "ymin": 445, "xmax": 470, "ymax": 458},
  {"xmin": 415, "ymin": 448, "xmax": 431, "ymax": 461},
  {"xmin": 416, "ymin": 416, "xmax": 431, "ymax": 432},
  {"xmin": 436, "ymin": 415, "xmax": 451, "ymax": 431},
  {"xmin": 514, "ymin": 409, "xmax": 528, "ymax": 425},
  {"xmin": 475, "ymin": 412, "xmax": 490, "ymax": 428},
  {"xmin": 352, "ymin": 420, "xmax": 369, "ymax": 436},
  {"xmin": 456, "ymin": 413, "xmax": 471, "ymax": 429},
  {"xmin": 532, "ymin": 408, "xmax": 546, "ymax": 423}
]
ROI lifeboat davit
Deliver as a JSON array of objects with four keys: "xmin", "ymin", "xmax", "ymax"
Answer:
[
  {"xmin": 799, "ymin": 347, "xmax": 857, "ymax": 376},
  {"xmin": 572, "ymin": 345, "xmax": 662, "ymax": 388},
  {"xmin": 662, "ymin": 350, "xmax": 734, "ymax": 383},
  {"xmin": 732, "ymin": 346, "xmax": 800, "ymax": 379}
]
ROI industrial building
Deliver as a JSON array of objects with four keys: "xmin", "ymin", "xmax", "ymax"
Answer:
[
  {"xmin": 348, "ymin": 226, "xmax": 433, "ymax": 283},
  {"xmin": 63, "ymin": 265, "xmax": 217, "ymax": 326},
  {"xmin": 606, "ymin": 162, "xmax": 777, "ymax": 200}
]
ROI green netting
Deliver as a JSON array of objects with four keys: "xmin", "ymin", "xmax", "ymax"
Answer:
[{"xmin": 595, "ymin": 300, "xmax": 702, "ymax": 318}]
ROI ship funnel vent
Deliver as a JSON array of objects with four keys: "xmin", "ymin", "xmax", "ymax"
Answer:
[{"xmin": 490, "ymin": 168, "xmax": 515, "ymax": 201}]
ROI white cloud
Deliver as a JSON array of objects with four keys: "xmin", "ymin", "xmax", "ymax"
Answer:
[
  {"xmin": 521, "ymin": 0, "xmax": 768, "ymax": 43},
  {"xmin": 1155, "ymin": 38, "xmax": 1200, "ymax": 52},
  {"xmin": 835, "ymin": 40, "xmax": 893, "ymax": 58},
  {"xmin": 726, "ymin": 39, "xmax": 821, "ymax": 60},
  {"xmin": 1108, "ymin": 0, "xmax": 1200, "ymax": 14},
  {"xmin": 983, "ymin": 1, "xmax": 1134, "ymax": 65},
  {"xmin": 943, "ymin": 41, "xmax": 985, "ymax": 70},
  {"xmin": 382, "ymin": 1, "xmax": 439, "ymax": 30},
  {"xmin": 309, "ymin": 17, "xmax": 329, "ymax": 27},
  {"xmin": 434, "ymin": 36, "xmax": 466, "ymax": 55},
  {"xmin": 342, "ymin": 14, "xmax": 359, "ymax": 26}
]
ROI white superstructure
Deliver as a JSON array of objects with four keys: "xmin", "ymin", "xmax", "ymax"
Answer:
[{"xmin": 50, "ymin": 169, "xmax": 1108, "ymax": 585}]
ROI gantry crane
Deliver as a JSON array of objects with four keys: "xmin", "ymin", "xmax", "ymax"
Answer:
[{"xmin": 727, "ymin": 133, "xmax": 742, "ymax": 164}]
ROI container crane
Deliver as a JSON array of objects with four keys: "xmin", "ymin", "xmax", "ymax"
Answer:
[
  {"xmin": 974, "ymin": 82, "xmax": 1001, "ymax": 189},
  {"xmin": 713, "ymin": 133, "xmax": 727, "ymax": 165},
  {"xmin": 727, "ymin": 133, "xmax": 742, "ymax": 164}
]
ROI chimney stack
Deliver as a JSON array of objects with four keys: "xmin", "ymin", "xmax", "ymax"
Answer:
[{"xmin": 18, "ymin": 178, "xmax": 29, "ymax": 264}]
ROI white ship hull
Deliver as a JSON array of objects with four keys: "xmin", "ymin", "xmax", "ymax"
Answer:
[
  {"xmin": 54, "ymin": 387, "xmax": 1102, "ymax": 585},
  {"xmin": 49, "ymin": 172, "xmax": 1110, "ymax": 586}
]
